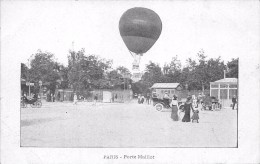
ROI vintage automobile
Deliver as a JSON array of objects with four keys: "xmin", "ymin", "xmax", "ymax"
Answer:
[
  {"xmin": 152, "ymin": 96, "xmax": 184, "ymax": 112},
  {"xmin": 21, "ymin": 95, "xmax": 42, "ymax": 108},
  {"xmin": 201, "ymin": 96, "xmax": 221, "ymax": 111}
]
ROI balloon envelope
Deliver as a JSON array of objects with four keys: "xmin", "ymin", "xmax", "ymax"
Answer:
[{"xmin": 119, "ymin": 7, "xmax": 162, "ymax": 54}]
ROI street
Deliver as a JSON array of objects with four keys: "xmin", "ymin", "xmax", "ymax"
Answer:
[{"xmin": 21, "ymin": 101, "xmax": 237, "ymax": 147}]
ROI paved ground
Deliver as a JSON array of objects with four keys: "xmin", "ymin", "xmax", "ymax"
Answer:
[{"xmin": 21, "ymin": 101, "xmax": 237, "ymax": 147}]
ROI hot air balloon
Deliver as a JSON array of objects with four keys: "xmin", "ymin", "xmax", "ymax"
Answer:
[{"xmin": 119, "ymin": 7, "xmax": 162, "ymax": 71}]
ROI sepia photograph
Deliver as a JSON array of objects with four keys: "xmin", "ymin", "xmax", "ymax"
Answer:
[
  {"xmin": 1, "ymin": 0, "xmax": 260, "ymax": 163},
  {"xmin": 19, "ymin": 1, "xmax": 238, "ymax": 148}
]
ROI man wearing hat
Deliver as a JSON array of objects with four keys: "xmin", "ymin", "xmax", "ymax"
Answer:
[
  {"xmin": 163, "ymin": 91, "xmax": 170, "ymax": 106},
  {"xmin": 232, "ymin": 95, "xmax": 237, "ymax": 110},
  {"xmin": 163, "ymin": 91, "xmax": 170, "ymax": 99}
]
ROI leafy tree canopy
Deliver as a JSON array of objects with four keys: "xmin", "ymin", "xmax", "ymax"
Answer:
[
  {"xmin": 226, "ymin": 58, "xmax": 238, "ymax": 78},
  {"xmin": 22, "ymin": 48, "xmax": 238, "ymax": 95}
]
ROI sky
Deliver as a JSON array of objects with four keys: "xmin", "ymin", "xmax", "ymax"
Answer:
[{"xmin": 2, "ymin": 1, "xmax": 259, "ymax": 72}]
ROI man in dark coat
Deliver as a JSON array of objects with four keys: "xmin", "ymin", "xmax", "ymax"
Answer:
[{"xmin": 232, "ymin": 95, "xmax": 237, "ymax": 110}]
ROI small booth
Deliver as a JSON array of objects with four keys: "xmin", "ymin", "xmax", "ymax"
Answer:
[
  {"xmin": 151, "ymin": 83, "xmax": 182, "ymax": 99},
  {"xmin": 210, "ymin": 78, "xmax": 238, "ymax": 108},
  {"xmin": 20, "ymin": 78, "xmax": 35, "ymax": 97}
]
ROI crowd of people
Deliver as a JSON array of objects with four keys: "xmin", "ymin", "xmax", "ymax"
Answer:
[
  {"xmin": 135, "ymin": 93, "xmax": 152, "ymax": 105},
  {"xmin": 134, "ymin": 90, "xmax": 238, "ymax": 123},
  {"xmin": 23, "ymin": 89, "xmax": 237, "ymax": 117},
  {"xmin": 159, "ymin": 92, "xmax": 198, "ymax": 123},
  {"xmin": 167, "ymin": 91, "xmax": 237, "ymax": 123}
]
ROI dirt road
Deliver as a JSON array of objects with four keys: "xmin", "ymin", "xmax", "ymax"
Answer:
[{"xmin": 21, "ymin": 101, "xmax": 237, "ymax": 147}]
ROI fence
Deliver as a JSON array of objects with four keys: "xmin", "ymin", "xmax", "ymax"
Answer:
[
  {"xmin": 54, "ymin": 89, "xmax": 74, "ymax": 101},
  {"xmin": 54, "ymin": 89, "xmax": 133, "ymax": 103}
]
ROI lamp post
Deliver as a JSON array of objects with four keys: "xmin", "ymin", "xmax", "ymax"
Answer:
[
  {"xmin": 27, "ymin": 54, "xmax": 34, "ymax": 97},
  {"xmin": 185, "ymin": 83, "xmax": 188, "ymax": 90},
  {"xmin": 122, "ymin": 73, "xmax": 131, "ymax": 91},
  {"xmin": 27, "ymin": 59, "xmax": 30, "ymax": 97},
  {"xmin": 39, "ymin": 80, "xmax": 42, "ymax": 100},
  {"xmin": 185, "ymin": 83, "xmax": 188, "ymax": 97}
]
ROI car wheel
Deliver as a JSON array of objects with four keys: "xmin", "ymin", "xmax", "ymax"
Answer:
[
  {"xmin": 21, "ymin": 102, "xmax": 27, "ymax": 108},
  {"xmin": 36, "ymin": 101, "xmax": 42, "ymax": 108},
  {"xmin": 30, "ymin": 103, "xmax": 36, "ymax": 108},
  {"xmin": 155, "ymin": 103, "xmax": 163, "ymax": 111}
]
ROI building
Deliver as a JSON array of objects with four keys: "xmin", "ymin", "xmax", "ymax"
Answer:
[
  {"xmin": 151, "ymin": 83, "xmax": 182, "ymax": 99},
  {"xmin": 210, "ymin": 78, "xmax": 238, "ymax": 108},
  {"xmin": 21, "ymin": 78, "xmax": 35, "ymax": 97}
]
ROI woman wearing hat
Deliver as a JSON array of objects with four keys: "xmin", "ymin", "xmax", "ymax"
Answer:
[
  {"xmin": 170, "ymin": 95, "xmax": 179, "ymax": 121},
  {"xmin": 182, "ymin": 96, "xmax": 194, "ymax": 122}
]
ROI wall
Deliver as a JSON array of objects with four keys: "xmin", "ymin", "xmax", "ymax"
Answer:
[{"xmin": 54, "ymin": 89, "xmax": 133, "ymax": 102}]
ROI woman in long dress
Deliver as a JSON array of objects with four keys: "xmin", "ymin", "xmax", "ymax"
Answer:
[
  {"xmin": 170, "ymin": 95, "xmax": 179, "ymax": 121},
  {"xmin": 182, "ymin": 96, "xmax": 193, "ymax": 122},
  {"xmin": 73, "ymin": 93, "xmax": 78, "ymax": 105},
  {"xmin": 192, "ymin": 95, "xmax": 197, "ymax": 108}
]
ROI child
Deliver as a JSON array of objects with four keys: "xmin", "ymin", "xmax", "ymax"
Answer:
[{"xmin": 191, "ymin": 109, "xmax": 199, "ymax": 123}]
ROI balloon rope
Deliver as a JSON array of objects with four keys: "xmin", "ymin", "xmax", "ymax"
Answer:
[
  {"xmin": 129, "ymin": 51, "xmax": 135, "ymax": 57},
  {"xmin": 129, "ymin": 51, "xmax": 143, "ymax": 57}
]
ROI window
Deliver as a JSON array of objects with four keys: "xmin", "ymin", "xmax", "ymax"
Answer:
[
  {"xmin": 211, "ymin": 84, "xmax": 218, "ymax": 88},
  {"xmin": 229, "ymin": 89, "xmax": 237, "ymax": 99},
  {"xmin": 211, "ymin": 89, "xmax": 218, "ymax": 98},
  {"xmin": 161, "ymin": 90, "xmax": 164, "ymax": 94},
  {"xmin": 220, "ymin": 84, "xmax": 228, "ymax": 88},
  {"xmin": 220, "ymin": 89, "xmax": 228, "ymax": 99},
  {"xmin": 171, "ymin": 90, "xmax": 175, "ymax": 94},
  {"xmin": 229, "ymin": 84, "xmax": 237, "ymax": 88}
]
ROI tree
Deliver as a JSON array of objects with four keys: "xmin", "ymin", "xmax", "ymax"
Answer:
[
  {"xmin": 163, "ymin": 63, "xmax": 170, "ymax": 75},
  {"xmin": 163, "ymin": 55, "xmax": 182, "ymax": 83},
  {"xmin": 195, "ymin": 49, "xmax": 208, "ymax": 91},
  {"xmin": 179, "ymin": 57, "xmax": 198, "ymax": 90},
  {"xmin": 131, "ymin": 80, "xmax": 150, "ymax": 94},
  {"xmin": 107, "ymin": 70, "xmax": 123, "ymax": 89},
  {"xmin": 67, "ymin": 49, "xmax": 112, "ymax": 92},
  {"xmin": 67, "ymin": 49, "xmax": 85, "ymax": 91},
  {"xmin": 132, "ymin": 61, "xmax": 163, "ymax": 94},
  {"xmin": 115, "ymin": 66, "xmax": 132, "ymax": 90},
  {"xmin": 142, "ymin": 61, "xmax": 163, "ymax": 86},
  {"xmin": 57, "ymin": 65, "xmax": 69, "ymax": 89},
  {"xmin": 29, "ymin": 50, "xmax": 60, "ymax": 93},
  {"xmin": 180, "ymin": 49, "xmax": 226, "ymax": 91},
  {"xmin": 21, "ymin": 63, "xmax": 28, "ymax": 80},
  {"xmin": 116, "ymin": 66, "xmax": 131, "ymax": 75},
  {"xmin": 226, "ymin": 58, "xmax": 238, "ymax": 78},
  {"xmin": 169, "ymin": 55, "xmax": 182, "ymax": 73},
  {"xmin": 206, "ymin": 57, "xmax": 226, "ymax": 82}
]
